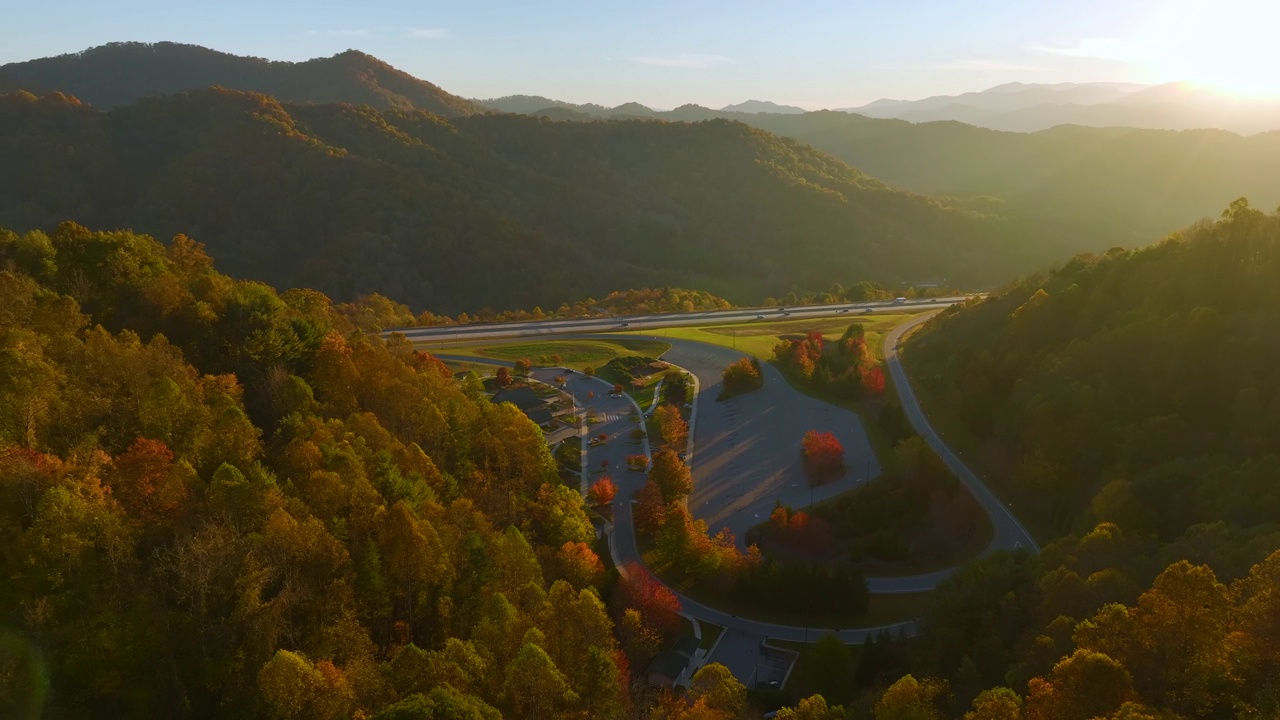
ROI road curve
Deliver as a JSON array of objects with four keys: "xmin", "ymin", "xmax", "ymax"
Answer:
[
  {"xmin": 883, "ymin": 312, "xmax": 1040, "ymax": 556},
  {"xmin": 393, "ymin": 307, "xmax": 1037, "ymax": 641}
]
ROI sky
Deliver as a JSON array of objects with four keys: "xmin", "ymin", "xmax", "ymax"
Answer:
[{"xmin": 3, "ymin": 0, "xmax": 1280, "ymax": 109}]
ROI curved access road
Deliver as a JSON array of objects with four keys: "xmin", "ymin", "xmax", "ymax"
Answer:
[
  {"xmin": 882, "ymin": 313, "xmax": 1040, "ymax": 557},
  {"xmin": 600, "ymin": 322, "xmax": 1041, "ymax": 591},
  {"xmin": 398, "ymin": 309, "xmax": 1036, "ymax": 655}
]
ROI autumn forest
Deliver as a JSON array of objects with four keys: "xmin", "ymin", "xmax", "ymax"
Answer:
[{"xmin": 5, "ymin": 36, "xmax": 1280, "ymax": 720}]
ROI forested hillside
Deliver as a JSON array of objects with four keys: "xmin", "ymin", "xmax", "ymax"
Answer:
[
  {"xmin": 879, "ymin": 200, "xmax": 1280, "ymax": 718},
  {"xmin": 13, "ymin": 42, "xmax": 1280, "ymax": 270},
  {"xmin": 0, "ymin": 88, "xmax": 1034, "ymax": 314},
  {"xmin": 0, "ymin": 42, "xmax": 478, "ymax": 115},
  {"xmin": 745, "ymin": 113, "xmax": 1280, "ymax": 248},
  {"xmin": 483, "ymin": 96, "xmax": 1280, "ymax": 252},
  {"xmin": 0, "ymin": 221, "xmax": 636, "ymax": 717}
]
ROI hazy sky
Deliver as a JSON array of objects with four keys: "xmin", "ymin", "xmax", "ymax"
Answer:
[{"xmin": 4, "ymin": 0, "xmax": 1278, "ymax": 108}]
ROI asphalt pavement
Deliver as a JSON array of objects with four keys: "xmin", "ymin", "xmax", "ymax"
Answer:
[
  {"xmin": 654, "ymin": 338, "xmax": 880, "ymax": 552},
  {"xmin": 389, "ymin": 297, "xmax": 966, "ymax": 348},
  {"xmin": 406, "ymin": 307, "xmax": 1039, "ymax": 682}
]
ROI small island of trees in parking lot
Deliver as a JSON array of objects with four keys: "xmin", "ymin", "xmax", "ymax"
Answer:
[
  {"xmin": 719, "ymin": 356, "xmax": 764, "ymax": 400},
  {"xmin": 802, "ymin": 430, "xmax": 845, "ymax": 484},
  {"xmin": 774, "ymin": 324, "xmax": 885, "ymax": 399},
  {"xmin": 634, "ymin": 448, "xmax": 871, "ymax": 622}
]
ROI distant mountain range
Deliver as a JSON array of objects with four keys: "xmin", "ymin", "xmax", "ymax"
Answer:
[
  {"xmin": 476, "ymin": 95, "xmax": 806, "ymax": 117},
  {"xmin": 481, "ymin": 82, "xmax": 1280, "ymax": 135},
  {"xmin": 7, "ymin": 41, "xmax": 1280, "ymax": 311},
  {"xmin": 476, "ymin": 90, "xmax": 1280, "ymax": 249},
  {"xmin": 840, "ymin": 81, "xmax": 1280, "ymax": 134},
  {"xmin": 0, "ymin": 41, "xmax": 479, "ymax": 116},
  {"xmin": 1, "ymin": 84, "xmax": 1045, "ymax": 313},
  {"xmin": 719, "ymin": 100, "xmax": 806, "ymax": 114}
]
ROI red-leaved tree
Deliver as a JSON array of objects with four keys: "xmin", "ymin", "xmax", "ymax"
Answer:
[
  {"xmin": 615, "ymin": 564, "xmax": 682, "ymax": 640},
  {"xmin": 861, "ymin": 365, "xmax": 886, "ymax": 395},
  {"xmin": 802, "ymin": 429, "xmax": 845, "ymax": 483}
]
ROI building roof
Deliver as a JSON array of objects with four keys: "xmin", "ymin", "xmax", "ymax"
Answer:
[
  {"xmin": 526, "ymin": 407, "xmax": 554, "ymax": 427},
  {"xmin": 491, "ymin": 386, "xmax": 545, "ymax": 412}
]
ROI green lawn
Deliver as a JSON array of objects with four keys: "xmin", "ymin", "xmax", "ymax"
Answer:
[
  {"xmin": 627, "ymin": 312, "xmax": 927, "ymax": 362},
  {"xmin": 698, "ymin": 621, "xmax": 725, "ymax": 651},
  {"xmin": 431, "ymin": 337, "xmax": 670, "ymax": 371},
  {"xmin": 622, "ymin": 313, "xmax": 935, "ymax": 462}
]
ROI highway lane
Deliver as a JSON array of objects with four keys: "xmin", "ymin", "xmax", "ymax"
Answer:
[{"xmin": 387, "ymin": 297, "xmax": 968, "ymax": 345}]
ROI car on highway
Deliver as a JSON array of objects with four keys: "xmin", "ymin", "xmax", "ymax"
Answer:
[
  {"xmin": 608, "ymin": 392, "xmax": 623, "ymax": 398},
  {"xmin": 755, "ymin": 314, "xmax": 765, "ymax": 320},
  {"xmin": 894, "ymin": 297, "xmax": 907, "ymax": 304},
  {"xmin": 862, "ymin": 307, "xmax": 873, "ymax": 314},
  {"xmin": 619, "ymin": 322, "xmax": 630, "ymax": 327},
  {"xmin": 783, "ymin": 311, "xmax": 791, "ymax": 316},
  {"xmin": 839, "ymin": 308, "xmax": 848, "ymax": 312}
]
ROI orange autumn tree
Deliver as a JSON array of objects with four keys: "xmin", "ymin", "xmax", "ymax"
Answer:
[
  {"xmin": 803, "ymin": 429, "xmax": 845, "ymax": 483},
  {"xmin": 654, "ymin": 404, "xmax": 688, "ymax": 449},
  {"xmin": 588, "ymin": 476, "xmax": 617, "ymax": 506}
]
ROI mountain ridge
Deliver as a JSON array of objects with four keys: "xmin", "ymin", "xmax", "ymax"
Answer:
[
  {"xmin": 720, "ymin": 99, "xmax": 806, "ymax": 114},
  {"xmin": 1, "ymin": 86, "xmax": 1049, "ymax": 314},
  {"xmin": 0, "ymin": 41, "xmax": 480, "ymax": 116},
  {"xmin": 840, "ymin": 80, "xmax": 1280, "ymax": 133}
]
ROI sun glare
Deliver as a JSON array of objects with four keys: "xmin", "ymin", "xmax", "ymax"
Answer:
[{"xmin": 1136, "ymin": 0, "xmax": 1280, "ymax": 99}]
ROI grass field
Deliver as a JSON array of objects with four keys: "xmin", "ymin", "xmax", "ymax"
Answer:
[
  {"xmin": 698, "ymin": 622, "xmax": 725, "ymax": 651},
  {"xmin": 627, "ymin": 311, "xmax": 928, "ymax": 361},
  {"xmin": 432, "ymin": 337, "xmax": 671, "ymax": 370},
  {"xmin": 624, "ymin": 312, "xmax": 937, "ymax": 465}
]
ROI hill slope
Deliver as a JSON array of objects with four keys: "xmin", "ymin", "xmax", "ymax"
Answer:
[
  {"xmin": 0, "ymin": 41, "xmax": 479, "ymax": 115},
  {"xmin": 744, "ymin": 112, "xmax": 1280, "ymax": 246},
  {"xmin": 0, "ymin": 88, "xmax": 1042, "ymax": 313},
  {"xmin": 480, "ymin": 95, "xmax": 1280, "ymax": 251},
  {"xmin": 0, "ymin": 221, "xmax": 635, "ymax": 717},
  {"xmin": 897, "ymin": 199, "xmax": 1280, "ymax": 718},
  {"xmin": 18, "ymin": 43, "xmax": 1279, "ymax": 256},
  {"xmin": 907, "ymin": 199, "xmax": 1280, "ymax": 538}
]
